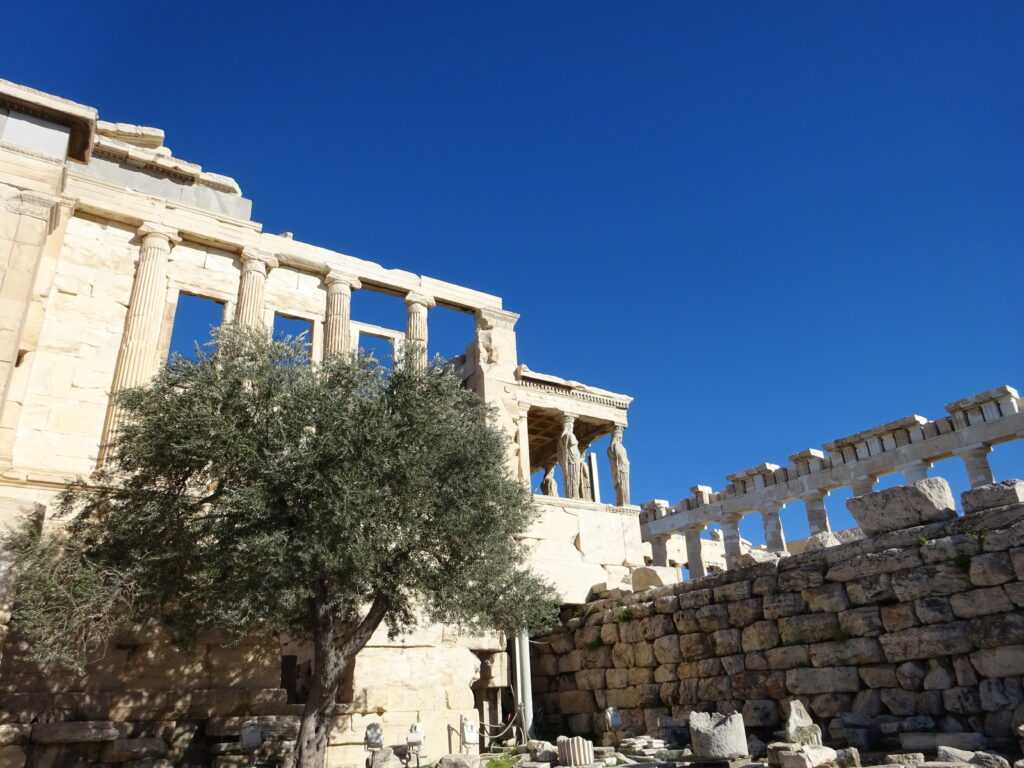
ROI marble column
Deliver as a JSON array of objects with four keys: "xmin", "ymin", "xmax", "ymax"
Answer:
[
  {"xmin": 759, "ymin": 503, "xmax": 787, "ymax": 553},
  {"xmin": 323, "ymin": 270, "xmax": 361, "ymax": 357},
  {"xmin": 897, "ymin": 459, "xmax": 932, "ymax": 484},
  {"xmin": 801, "ymin": 491, "xmax": 832, "ymax": 535},
  {"xmin": 850, "ymin": 475, "xmax": 877, "ymax": 497},
  {"xmin": 102, "ymin": 222, "xmax": 181, "ymax": 453},
  {"xmin": 404, "ymin": 292, "xmax": 436, "ymax": 369},
  {"xmin": 234, "ymin": 247, "xmax": 278, "ymax": 327},
  {"xmin": 721, "ymin": 513, "xmax": 744, "ymax": 570},
  {"xmin": 649, "ymin": 534, "xmax": 671, "ymax": 567},
  {"xmin": 683, "ymin": 524, "xmax": 706, "ymax": 579},
  {"xmin": 954, "ymin": 443, "xmax": 995, "ymax": 488}
]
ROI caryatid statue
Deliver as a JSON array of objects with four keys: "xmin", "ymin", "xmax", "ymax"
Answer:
[
  {"xmin": 557, "ymin": 414, "xmax": 584, "ymax": 499},
  {"xmin": 541, "ymin": 465, "xmax": 558, "ymax": 497},
  {"xmin": 607, "ymin": 425, "xmax": 631, "ymax": 506}
]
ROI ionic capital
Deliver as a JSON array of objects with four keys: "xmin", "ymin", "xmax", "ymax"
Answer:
[
  {"xmin": 325, "ymin": 270, "xmax": 362, "ymax": 292},
  {"xmin": 405, "ymin": 292, "xmax": 436, "ymax": 309},
  {"xmin": 137, "ymin": 221, "xmax": 181, "ymax": 246},
  {"xmin": 240, "ymin": 247, "xmax": 279, "ymax": 273}
]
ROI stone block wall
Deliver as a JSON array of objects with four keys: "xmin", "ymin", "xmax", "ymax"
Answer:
[{"xmin": 530, "ymin": 495, "xmax": 1024, "ymax": 753}]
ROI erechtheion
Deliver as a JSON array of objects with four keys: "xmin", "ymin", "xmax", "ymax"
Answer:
[{"xmin": 1, "ymin": 79, "xmax": 1022, "ymax": 768}]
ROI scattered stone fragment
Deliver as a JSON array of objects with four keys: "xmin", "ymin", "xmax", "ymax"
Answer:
[
  {"xmin": 557, "ymin": 736, "xmax": 595, "ymax": 767},
  {"xmin": 689, "ymin": 712, "xmax": 748, "ymax": 759},
  {"xmin": 785, "ymin": 700, "xmax": 823, "ymax": 747},
  {"xmin": 884, "ymin": 754, "xmax": 927, "ymax": 766},
  {"xmin": 846, "ymin": 478, "xmax": 956, "ymax": 535}
]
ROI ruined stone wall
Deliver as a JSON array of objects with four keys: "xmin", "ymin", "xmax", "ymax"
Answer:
[{"xmin": 530, "ymin": 496, "xmax": 1024, "ymax": 754}]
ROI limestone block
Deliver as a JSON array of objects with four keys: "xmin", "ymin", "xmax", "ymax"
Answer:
[
  {"xmin": 880, "ymin": 623, "xmax": 973, "ymax": 662},
  {"xmin": 631, "ymin": 566, "xmax": 679, "ymax": 591},
  {"xmin": 915, "ymin": 597, "xmax": 955, "ymax": 624},
  {"xmin": 804, "ymin": 584, "xmax": 850, "ymax": 614},
  {"xmin": 969, "ymin": 553, "xmax": 1013, "ymax": 586},
  {"xmin": 846, "ymin": 479, "xmax": 956, "ymax": 535},
  {"xmin": 784, "ymin": 699, "xmax": 823, "ymax": 746},
  {"xmin": 962, "ymin": 481, "xmax": 1024, "ymax": 514},
  {"xmin": 950, "ymin": 588, "xmax": 1013, "ymax": 619},
  {"xmin": 882, "ymin": 603, "xmax": 918, "ymax": 632},
  {"xmin": 525, "ymin": 505, "xmax": 579, "ymax": 542},
  {"xmin": 921, "ymin": 535, "xmax": 982, "ymax": 564},
  {"xmin": 689, "ymin": 711, "xmax": 747, "ymax": 759},
  {"xmin": 839, "ymin": 606, "xmax": 883, "ymax": 637},
  {"xmin": 764, "ymin": 593, "xmax": 807, "ymax": 619},
  {"xmin": 436, "ymin": 755, "xmax": 480, "ymax": 768},
  {"xmin": 847, "ymin": 573, "xmax": 896, "ymax": 605},
  {"xmin": 891, "ymin": 564, "xmax": 973, "ymax": 602},
  {"xmin": 767, "ymin": 645, "xmax": 810, "ymax": 670},
  {"xmin": 743, "ymin": 699, "xmax": 780, "ymax": 727},
  {"xmin": 621, "ymin": 515, "xmax": 646, "ymax": 567},
  {"xmin": 32, "ymin": 721, "xmax": 121, "ymax": 744},
  {"xmin": 101, "ymin": 738, "xmax": 167, "ymax": 762},
  {"xmin": 979, "ymin": 679, "xmax": 1023, "ymax": 712},
  {"xmin": 808, "ymin": 638, "xmax": 884, "ymax": 667},
  {"xmin": 969, "ymin": 612, "xmax": 1024, "ymax": 648},
  {"xmin": 653, "ymin": 635, "xmax": 681, "ymax": 665},
  {"xmin": 523, "ymin": 539, "xmax": 607, "ymax": 604},
  {"xmin": 924, "ymin": 659, "xmax": 956, "ymax": 691},
  {"xmin": 727, "ymin": 597, "xmax": 764, "ymax": 627},
  {"xmin": 558, "ymin": 690, "xmax": 595, "ymax": 715},
  {"xmin": 742, "ymin": 621, "xmax": 780, "ymax": 652},
  {"xmin": 577, "ymin": 509, "xmax": 627, "ymax": 566},
  {"xmin": 785, "ymin": 667, "xmax": 860, "ymax": 694},
  {"xmin": 779, "ymin": 614, "xmax": 839, "ymax": 644},
  {"xmin": 971, "ymin": 646, "xmax": 1024, "ymax": 677},
  {"xmin": 0, "ymin": 727, "xmax": 29, "ymax": 747}
]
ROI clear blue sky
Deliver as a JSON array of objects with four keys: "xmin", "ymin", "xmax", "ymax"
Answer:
[{"xmin": 5, "ymin": 2, "xmax": 1022, "ymax": 544}]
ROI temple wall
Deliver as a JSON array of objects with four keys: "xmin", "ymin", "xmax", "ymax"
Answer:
[
  {"xmin": 523, "ymin": 496, "xmax": 649, "ymax": 604},
  {"xmin": 530, "ymin": 493, "xmax": 1024, "ymax": 755}
]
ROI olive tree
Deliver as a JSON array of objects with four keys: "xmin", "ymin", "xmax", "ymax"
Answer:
[{"xmin": 4, "ymin": 325, "xmax": 557, "ymax": 768}]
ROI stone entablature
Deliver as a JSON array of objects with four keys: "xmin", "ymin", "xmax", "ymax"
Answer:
[{"xmin": 640, "ymin": 386, "xmax": 1023, "ymax": 575}]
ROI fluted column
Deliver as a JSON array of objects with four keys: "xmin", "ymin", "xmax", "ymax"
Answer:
[
  {"xmin": 954, "ymin": 443, "xmax": 995, "ymax": 488},
  {"xmin": 759, "ymin": 503, "xmax": 787, "ymax": 553},
  {"xmin": 404, "ymin": 292, "xmax": 435, "ymax": 369},
  {"xmin": 897, "ymin": 459, "xmax": 932, "ymax": 484},
  {"xmin": 850, "ymin": 474, "xmax": 877, "ymax": 497},
  {"xmin": 234, "ymin": 248, "xmax": 278, "ymax": 327},
  {"xmin": 323, "ymin": 271, "xmax": 361, "ymax": 358},
  {"xmin": 722, "ymin": 513, "xmax": 744, "ymax": 570},
  {"xmin": 649, "ymin": 534, "xmax": 671, "ymax": 567},
  {"xmin": 683, "ymin": 524, "xmax": 706, "ymax": 579},
  {"xmin": 102, "ymin": 222, "xmax": 180, "ymax": 454},
  {"xmin": 801, "ymin": 491, "xmax": 832, "ymax": 535}
]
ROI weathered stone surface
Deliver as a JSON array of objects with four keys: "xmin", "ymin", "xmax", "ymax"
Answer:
[
  {"xmin": 804, "ymin": 584, "xmax": 850, "ymax": 614},
  {"xmin": 979, "ymin": 678, "xmax": 1023, "ymax": 712},
  {"xmin": 743, "ymin": 699, "xmax": 780, "ymax": 727},
  {"xmin": 950, "ymin": 587, "xmax": 1013, "ymax": 619},
  {"xmin": 970, "ymin": 646, "xmax": 1024, "ymax": 677},
  {"xmin": 527, "ymin": 740, "xmax": 558, "ymax": 763},
  {"xmin": 764, "ymin": 593, "xmax": 807, "ymax": 619},
  {"xmin": 962, "ymin": 481, "xmax": 1024, "ymax": 514},
  {"xmin": 880, "ymin": 623, "xmax": 973, "ymax": 662},
  {"xmin": 728, "ymin": 598, "xmax": 764, "ymax": 627},
  {"xmin": 742, "ymin": 620, "xmax": 780, "ymax": 652},
  {"xmin": 32, "ymin": 721, "xmax": 122, "ymax": 744},
  {"xmin": 827, "ymin": 548, "xmax": 922, "ymax": 582},
  {"xmin": 0, "ymin": 729, "xmax": 29, "ymax": 748},
  {"xmin": 882, "ymin": 603, "xmax": 919, "ymax": 632},
  {"xmin": 779, "ymin": 613, "xmax": 839, "ymax": 644},
  {"xmin": 785, "ymin": 699, "xmax": 823, "ymax": 746},
  {"xmin": 884, "ymin": 754, "xmax": 926, "ymax": 765},
  {"xmin": 689, "ymin": 711, "xmax": 747, "ymax": 759},
  {"xmin": 437, "ymin": 755, "xmax": 480, "ymax": 768},
  {"xmin": 575, "ymin": 668, "xmax": 605, "ymax": 691},
  {"xmin": 767, "ymin": 645, "xmax": 810, "ymax": 670},
  {"xmin": 808, "ymin": 638, "xmax": 884, "ymax": 667},
  {"xmin": 970, "ymin": 552, "xmax": 1013, "ymax": 586},
  {"xmin": 892, "ymin": 564, "xmax": 973, "ymax": 602},
  {"xmin": 846, "ymin": 478, "xmax": 957, "ymax": 535},
  {"xmin": 916, "ymin": 597, "xmax": 955, "ymax": 624},
  {"xmin": 840, "ymin": 607, "xmax": 883, "ymax": 637},
  {"xmin": 859, "ymin": 663, "xmax": 898, "ymax": 688},
  {"xmin": 0, "ymin": 745, "xmax": 27, "ymax": 768},
  {"xmin": 786, "ymin": 667, "xmax": 860, "ymax": 694},
  {"xmin": 101, "ymin": 738, "xmax": 168, "ymax": 763},
  {"xmin": 921, "ymin": 534, "xmax": 982, "ymax": 564},
  {"xmin": 697, "ymin": 604, "xmax": 731, "ymax": 632}
]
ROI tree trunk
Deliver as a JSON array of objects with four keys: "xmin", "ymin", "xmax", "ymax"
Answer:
[{"xmin": 287, "ymin": 595, "xmax": 390, "ymax": 768}]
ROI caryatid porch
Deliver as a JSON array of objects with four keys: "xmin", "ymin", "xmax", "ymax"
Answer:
[{"xmin": 510, "ymin": 365, "xmax": 634, "ymax": 507}]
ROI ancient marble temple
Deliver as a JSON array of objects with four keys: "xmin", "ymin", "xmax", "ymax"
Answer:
[{"xmin": 0, "ymin": 80, "xmax": 656, "ymax": 767}]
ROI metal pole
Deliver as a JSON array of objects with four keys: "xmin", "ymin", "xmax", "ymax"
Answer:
[{"xmin": 517, "ymin": 630, "xmax": 534, "ymax": 739}]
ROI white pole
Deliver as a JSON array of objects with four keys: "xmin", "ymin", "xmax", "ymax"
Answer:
[{"xmin": 517, "ymin": 630, "xmax": 534, "ymax": 739}]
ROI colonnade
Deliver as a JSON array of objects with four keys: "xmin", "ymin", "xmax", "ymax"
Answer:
[
  {"xmin": 103, "ymin": 224, "xmax": 439, "ymax": 451},
  {"xmin": 644, "ymin": 435, "xmax": 1010, "ymax": 578}
]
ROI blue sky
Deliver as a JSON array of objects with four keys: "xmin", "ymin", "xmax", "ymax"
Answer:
[{"xmin": 5, "ymin": 2, "xmax": 1021, "ymax": 545}]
